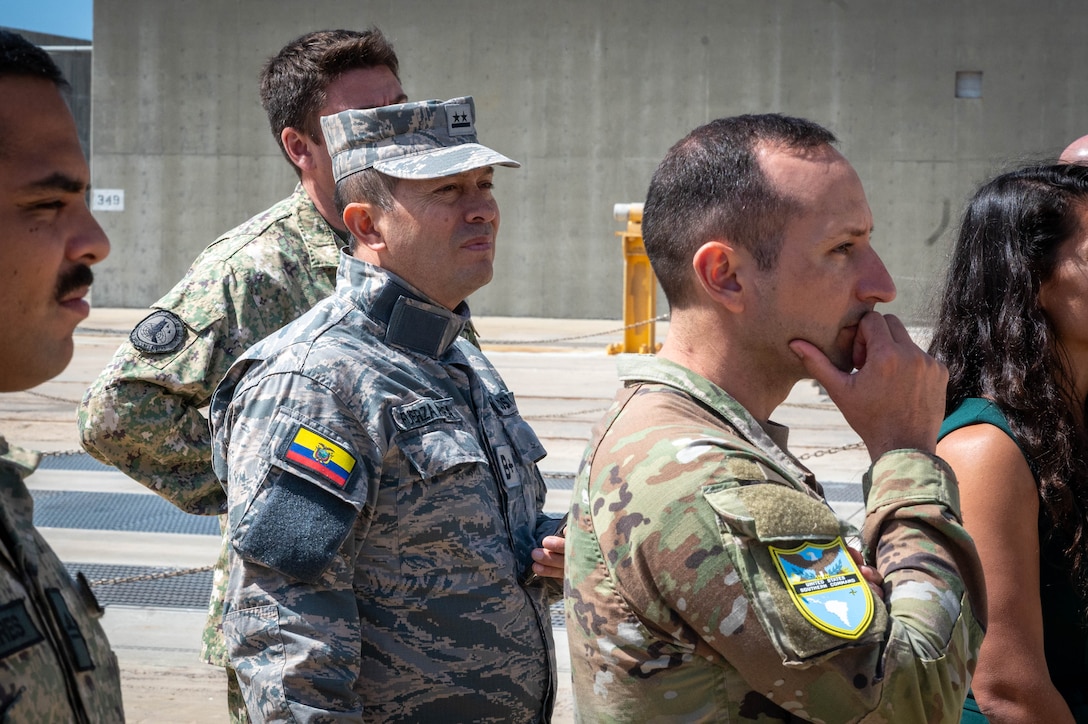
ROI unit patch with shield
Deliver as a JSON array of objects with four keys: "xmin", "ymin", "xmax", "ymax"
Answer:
[
  {"xmin": 769, "ymin": 536, "xmax": 874, "ymax": 640},
  {"xmin": 130, "ymin": 310, "xmax": 186, "ymax": 354}
]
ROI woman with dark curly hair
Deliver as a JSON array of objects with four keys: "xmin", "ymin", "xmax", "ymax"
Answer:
[{"xmin": 930, "ymin": 162, "xmax": 1088, "ymax": 723}]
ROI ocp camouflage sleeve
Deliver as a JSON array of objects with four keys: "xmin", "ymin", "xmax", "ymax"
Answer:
[
  {"xmin": 565, "ymin": 356, "xmax": 985, "ymax": 723},
  {"xmin": 78, "ymin": 187, "xmax": 339, "ymax": 516}
]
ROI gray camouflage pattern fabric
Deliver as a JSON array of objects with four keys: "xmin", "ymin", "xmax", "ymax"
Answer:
[
  {"xmin": 564, "ymin": 356, "xmax": 986, "ymax": 723},
  {"xmin": 0, "ymin": 436, "xmax": 125, "ymax": 722},
  {"xmin": 78, "ymin": 185, "xmax": 341, "ymax": 683},
  {"xmin": 321, "ymin": 95, "xmax": 520, "ymax": 181},
  {"xmin": 210, "ymin": 255, "xmax": 560, "ymax": 722}
]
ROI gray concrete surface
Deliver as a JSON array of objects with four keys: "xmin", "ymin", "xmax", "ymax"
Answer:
[
  {"xmin": 86, "ymin": 1, "xmax": 1088, "ymax": 321},
  {"xmin": 0, "ymin": 308, "xmax": 873, "ymax": 722}
]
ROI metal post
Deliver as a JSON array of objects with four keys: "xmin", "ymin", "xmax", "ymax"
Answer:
[{"xmin": 608, "ymin": 203, "xmax": 660, "ymax": 355}]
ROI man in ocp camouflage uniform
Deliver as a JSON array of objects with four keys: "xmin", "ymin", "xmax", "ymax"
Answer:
[
  {"xmin": 209, "ymin": 97, "xmax": 566, "ymax": 722},
  {"xmin": 77, "ymin": 28, "xmax": 406, "ymax": 722},
  {"xmin": 0, "ymin": 31, "xmax": 124, "ymax": 721},
  {"xmin": 564, "ymin": 114, "xmax": 987, "ymax": 722}
]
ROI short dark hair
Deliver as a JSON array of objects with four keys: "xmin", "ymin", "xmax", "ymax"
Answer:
[
  {"xmin": 334, "ymin": 168, "xmax": 398, "ymax": 253},
  {"xmin": 642, "ymin": 113, "xmax": 836, "ymax": 307},
  {"xmin": 0, "ymin": 30, "xmax": 68, "ymax": 87},
  {"xmin": 260, "ymin": 28, "xmax": 399, "ymax": 174}
]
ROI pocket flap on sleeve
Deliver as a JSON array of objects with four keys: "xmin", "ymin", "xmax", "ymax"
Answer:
[{"xmin": 704, "ymin": 482, "xmax": 841, "ymax": 542}]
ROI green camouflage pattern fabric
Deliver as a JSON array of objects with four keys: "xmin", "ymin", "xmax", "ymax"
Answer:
[
  {"xmin": 321, "ymin": 96, "xmax": 519, "ymax": 181},
  {"xmin": 564, "ymin": 356, "xmax": 986, "ymax": 723},
  {"xmin": 209, "ymin": 256, "xmax": 561, "ymax": 722},
  {"xmin": 0, "ymin": 436, "xmax": 125, "ymax": 722},
  {"xmin": 77, "ymin": 185, "xmax": 341, "ymax": 678}
]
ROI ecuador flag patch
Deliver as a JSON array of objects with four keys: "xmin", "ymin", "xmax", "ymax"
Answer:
[{"xmin": 285, "ymin": 425, "xmax": 356, "ymax": 488}]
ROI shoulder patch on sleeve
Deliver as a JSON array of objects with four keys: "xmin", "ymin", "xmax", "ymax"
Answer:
[
  {"xmin": 129, "ymin": 310, "xmax": 187, "ymax": 354},
  {"xmin": 769, "ymin": 536, "xmax": 874, "ymax": 640},
  {"xmin": 283, "ymin": 424, "xmax": 356, "ymax": 489}
]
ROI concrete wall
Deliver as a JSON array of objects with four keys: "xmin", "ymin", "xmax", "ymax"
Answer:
[{"xmin": 89, "ymin": 0, "xmax": 1088, "ymax": 321}]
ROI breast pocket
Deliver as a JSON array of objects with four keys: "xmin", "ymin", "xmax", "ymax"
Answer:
[
  {"xmin": 703, "ymin": 482, "xmax": 888, "ymax": 664},
  {"xmin": 397, "ymin": 424, "xmax": 489, "ymax": 480}
]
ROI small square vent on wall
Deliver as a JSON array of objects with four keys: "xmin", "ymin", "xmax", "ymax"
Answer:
[{"xmin": 956, "ymin": 71, "xmax": 983, "ymax": 99}]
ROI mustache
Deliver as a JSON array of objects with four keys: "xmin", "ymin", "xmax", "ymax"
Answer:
[{"xmin": 55, "ymin": 264, "xmax": 95, "ymax": 301}]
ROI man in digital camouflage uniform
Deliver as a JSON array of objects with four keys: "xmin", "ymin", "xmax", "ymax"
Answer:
[
  {"xmin": 77, "ymin": 28, "xmax": 406, "ymax": 721},
  {"xmin": 564, "ymin": 114, "xmax": 987, "ymax": 722},
  {"xmin": 209, "ymin": 96, "xmax": 566, "ymax": 722},
  {"xmin": 0, "ymin": 31, "xmax": 124, "ymax": 721}
]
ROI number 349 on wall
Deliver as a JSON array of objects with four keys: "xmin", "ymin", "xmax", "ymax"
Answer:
[{"xmin": 91, "ymin": 189, "xmax": 125, "ymax": 212}]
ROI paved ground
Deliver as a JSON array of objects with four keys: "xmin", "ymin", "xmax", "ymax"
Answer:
[{"xmin": 0, "ymin": 308, "xmax": 872, "ymax": 722}]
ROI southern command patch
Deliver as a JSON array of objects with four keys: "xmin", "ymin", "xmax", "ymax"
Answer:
[
  {"xmin": 130, "ymin": 309, "xmax": 186, "ymax": 354},
  {"xmin": 285, "ymin": 425, "xmax": 356, "ymax": 488},
  {"xmin": 770, "ymin": 536, "xmax": 874, "ymax": 639}
]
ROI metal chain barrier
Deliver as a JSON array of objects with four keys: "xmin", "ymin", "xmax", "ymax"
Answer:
[
  {"xmin": 22, "ymin": 390, "xmax": 84, "ymax": 405},
  {"xmin": 797, "ymin": 441, "xmax": 866, "ymax": 460},
  {"xmin": 88, "ymin": 564, "xmax": 214, "ymax": 587},
  {"xmin": 525, "ymin": 407, "xmax": 610, "ymax": 421},
  {"xmin": 479, "ymin": 313, "xmax": 670, "ymax": 346}
]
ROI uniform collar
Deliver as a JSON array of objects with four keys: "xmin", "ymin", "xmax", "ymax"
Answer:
[
  {"xmin": 616, "ymin": 355, "xmax": 810, "ymax": 482},
  {"xmin": 337, "ymin": 253, "xmax": 469, "ymax": 358},
  {"xmin": 295, "ymin": 184, "xmax": 344, "ymax": 269}
]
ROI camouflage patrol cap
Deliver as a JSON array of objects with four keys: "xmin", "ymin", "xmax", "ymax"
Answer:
[{"xmin": 321, "ymin": 96, "xmax": 520, "ymax": 181}]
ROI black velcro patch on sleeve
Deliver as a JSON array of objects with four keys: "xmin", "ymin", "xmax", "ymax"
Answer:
[{"xmin": 233, "ymin": 469, "xmax": 358, "ymax": 584}]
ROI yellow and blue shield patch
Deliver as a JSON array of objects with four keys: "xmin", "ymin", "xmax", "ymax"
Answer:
[
  {"xmin": 284, "ymin": 425, "xmax": 356, "ymax": 488},
  {"xmin": 769, "ymin": 536, "xmax": 874, "ymax": 640}
]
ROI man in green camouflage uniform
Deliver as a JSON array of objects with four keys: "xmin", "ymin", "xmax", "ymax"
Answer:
[
  {"xmin": 209, "ymin": 97, "xmax": 566, "ymax": 722},
  {"xmin": 77, "ymin": 29, "xmax": 406, "ymax": 721},
  {"xmin": 565, "ymin": 114, "xmax": 987, "ymax": 722},
  {"xmin": 0, "ymin": 31, "xmax": 124, "ymax": 721}
]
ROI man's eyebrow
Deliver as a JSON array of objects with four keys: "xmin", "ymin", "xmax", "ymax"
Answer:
[
  {"xmin": 25, "ymin": 172, "xmax": 88, "ymax": 194},
  {"xmin": 843, "ymin": 225, "xmax": 873, "ymax": 238}
]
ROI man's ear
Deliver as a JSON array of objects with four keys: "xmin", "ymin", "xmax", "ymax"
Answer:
[
  {"xmin": 692, "ymin": 240, "xmax": 747, "ymax": 312},
  {"xmin": 343, "ymin": 202, "xmax": 386, "ymax": 254},
  {"xmin": 281, "ymin": 126, "xmax": 319, "ymax": 172}
]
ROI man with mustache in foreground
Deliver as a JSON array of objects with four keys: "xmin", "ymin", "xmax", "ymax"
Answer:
[
  {"xmin": 565, "ymin": 114, "xmax": 986, "ymax": 722},
  {"xmin": 0, "ymin": 30, "xmax": 123, "ymax": 721}
]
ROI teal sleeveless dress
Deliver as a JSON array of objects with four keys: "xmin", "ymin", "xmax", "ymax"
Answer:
[{"xmin": 941, "ymin": 398, "xmax": 1088, "ymax": 723}]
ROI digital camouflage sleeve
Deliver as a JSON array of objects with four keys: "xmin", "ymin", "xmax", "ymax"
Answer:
[
  {"xmin": 0, "ymin": 437, "xmax": 125, "ymax": 722},
  {"xmin": 77, "ymin": 187, "xmax": 339, "ymax": 516},
  {"xmin": 565, "ymin": 356, "xmax": 986, "ymax": 723},
  {"xmin": 76, "ymin": 187, "xmax": 340, "ymax": 674}
]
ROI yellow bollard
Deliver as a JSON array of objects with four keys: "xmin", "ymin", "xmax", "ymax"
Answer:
[{"xmin": 607, "ymin": 203, "xmax": 662, "ymax": 355}]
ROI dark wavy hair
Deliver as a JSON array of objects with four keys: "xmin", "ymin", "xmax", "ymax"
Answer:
[{"xmin": 929, "ymin": 162, "xmax": 1088, "ymax": 596}]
